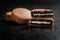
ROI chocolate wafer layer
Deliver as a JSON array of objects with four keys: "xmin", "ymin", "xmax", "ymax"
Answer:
[{"xmin": 31, "ymin": 12, "xmax": 54, "ymax": 18}]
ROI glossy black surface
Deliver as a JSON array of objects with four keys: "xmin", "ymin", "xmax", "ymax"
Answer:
[{"xmin": 0, "ymin": 19, "xmax": 55, "ymax": 40}]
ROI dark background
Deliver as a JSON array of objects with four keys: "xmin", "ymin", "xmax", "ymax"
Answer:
[{"xmin": 0, "ymin": 0, "xmax": 60, "ymax": 40}]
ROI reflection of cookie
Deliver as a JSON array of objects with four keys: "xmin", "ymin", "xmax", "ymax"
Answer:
[
  {"xmin": 5, "ymin": 11, "xmax": 12, "ymax": 21},
  {"xmin": 31, "ymin": 9, "xmax": 54, "ymax": 18},
  {"xmin": 29, "ymin": 18, "xmax": 54, "ymax": 27},
  {"xmin": 12, "ymin": 8, "xmax": 32, "ymax": 24}
]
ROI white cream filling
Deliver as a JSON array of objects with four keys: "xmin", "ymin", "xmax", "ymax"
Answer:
[
  {"xmin": 31, "ymin": 21, "xmax": 50, "ymax": 24},
  {"xmin": 33, "ymin": 13, "xmax": 53, "ymax": 16}
]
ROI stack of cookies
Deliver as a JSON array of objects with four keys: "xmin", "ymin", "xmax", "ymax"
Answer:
[{"xmin": 29, "ymin": 9, "xmax": 54, "ymax": 28}]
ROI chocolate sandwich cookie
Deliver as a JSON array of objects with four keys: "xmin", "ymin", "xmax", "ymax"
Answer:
[
  {"xmin": 29, "ymin": 18, "xmax": 54, "ymax": 27},
  {"xmin": 31, "ymin": 9, "xmax": 54, "ymax": 18}
]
